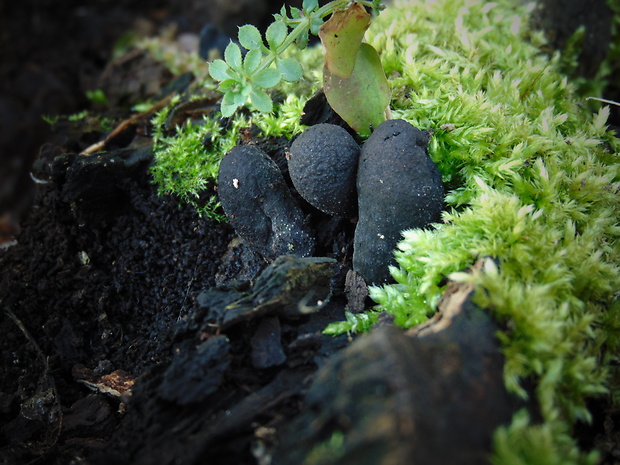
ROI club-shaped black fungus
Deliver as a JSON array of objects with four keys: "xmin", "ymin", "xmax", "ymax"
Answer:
[
  {"xmin": 354, "ymin": 119, "xmax": 444, "ymax": 285},
  {"xmin": 288, "ymin": 123, "xmax": 360, "ymax": 217},
  {"xmin": 218, "ymin": 145, "xmax": 315, "ymax": 260}
]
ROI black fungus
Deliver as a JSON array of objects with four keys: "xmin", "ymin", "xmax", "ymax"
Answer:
[
  {"xmin": 288, "ymin": 123, "xmax": 360, "ymax": 217},
  {"xmin": 218, "ymin": 145, "xmax": 315, "ymax": 260},
  {"xmin": 353, "ymin": 119, "xmax": 444, "ymax": 285}
]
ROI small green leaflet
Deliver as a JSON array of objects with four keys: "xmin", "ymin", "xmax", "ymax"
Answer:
[
  {"xmin": 238, "ymin": 25, "xmax": 263, "ymax": 50},
  {"xmin": 224, "ymin": 42, "xmax": 243, "ymax": 72},
  {"xmin": 277, "ymin": 58, "xmax": 303, "ymax": 82},
  {"xmin": 266, "ymin": 21, "xmax": 287, "ymax": 51}
]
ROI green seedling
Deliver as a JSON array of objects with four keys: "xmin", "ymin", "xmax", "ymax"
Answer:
[
  {"xmin": 41, "ymin": 114, "xmax": 59, "ymax": 126},
  {"xmin": 68, "ymin": 110, "xmax": 89, "ymax": 122},
  {"xmin": 85, "ymin": 89, "xmax": 109, "ymax": 106},
  {"xmin": 208, "ymin": 0, "xmax": 387, "ymax": 133}
]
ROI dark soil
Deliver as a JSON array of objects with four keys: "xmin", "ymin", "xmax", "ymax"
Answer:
[
  {"xmin": 0, "ymin": 160, "xmax": 226, "ymax": 460},
  {"xmin": 0, "ymin": 2, "xmax": 354, "ymax": 463},
  {"xmin": 0, "ymin": 128, "xmax": 355, "ymax": 463}
]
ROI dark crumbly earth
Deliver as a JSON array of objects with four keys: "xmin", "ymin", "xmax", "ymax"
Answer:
[
  {"xmin": 0, "ymin": 141, "xmax": 354, "ymax": 463},
  {"xmin": 1, "ymin": 169, "xmax": 233, "ymax": 375},
  {"xmin": 0, "ymin": 164, "xmax": 231, "ymax": 460},
  {"xmin": 2, "ymin": 144, "xmax": 619, "ymax": 465},
  {"xmin": 0, "ymin": 2, "xmax": 359, "ymax": 460}
]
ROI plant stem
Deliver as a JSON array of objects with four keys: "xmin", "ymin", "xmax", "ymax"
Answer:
[{"xmin": 254, "ymin": 0, "xmax": 373, "ymax": 74}]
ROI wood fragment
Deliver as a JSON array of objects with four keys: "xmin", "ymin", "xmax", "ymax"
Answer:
[{"xmin": 80, "ymin": 94, "xmax": 173, "ymax": 155}]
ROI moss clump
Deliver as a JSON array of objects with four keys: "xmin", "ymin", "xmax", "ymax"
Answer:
[
  {"xmin": 149, "ymin": 98, "xmax": 240, "ymax": 220},
  {"xmin": 149, "ymin": 83, "xmax": 313, "ymax": 219},
  {"xmin": 344, "ymin": 0, "xmax": 618, "ymax": 463}
]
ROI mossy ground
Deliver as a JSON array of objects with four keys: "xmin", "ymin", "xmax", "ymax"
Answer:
[
  {"xmin": 367, "ymin": 1, "xmax": 620, "ymax": 463},
  {"xmin": 148, "ymin": 0, "xmax": 620, "ymax": 462}
]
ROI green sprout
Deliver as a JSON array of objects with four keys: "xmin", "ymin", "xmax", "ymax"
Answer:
[
  {"xmin": 85, "ymin": 89, "xmax": 109, "ymax": 106},
  {"xmin": 68, "ymin": 110, "xmax": 89, "ymax": 122},
  {"xmin": 208, "ymin": 0, "xmax": 388, "ymax": 132},
  {"xmin": 41, "ymin": 114, "xmax": 59, "ymax": 125}
]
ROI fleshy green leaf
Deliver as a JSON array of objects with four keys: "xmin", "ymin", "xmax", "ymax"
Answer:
[
  {"xmin": 277, "ymin": 58, "xmax": 303, "ymax": 82},
  {"xmin": 233, "ymin": 90, "xmax": 248, "ymax": 106},
  {"xmin": 220, "ymin": 103, "xmax": 236, "ymax": 118},
  {"xmin": 252, "ymin": 68, "xmax": 281, "ymax": 88},
  {"xmin": 319, "ymin": 2, "xmax": 370, "ymax": 77},
  {"xmin": 266, "ymin": 20, "xmax": 288, "ymax": 51},
  {"xmin": 323, "ymin": 43, "xmax": 391, "ymax": 136},
  {"xmin": 243, "ymin": 49, "xmax": 262, "ymax": 74},
  {"xmin": 209, "ymin": 59, "xmax": 233, "ymax": 81},
  {"xmin": 241, "ymin": 82, "xmax": 253, "ymax": 97},
  {"xmin": 319, "ymin": 2, "xmax": 390, "ymax": 135},
  {"xmin": 296, "ymin": 29, "xmax": 310, "ymax": 49},
  {"xmin": 238, "ymin": 24, "xmax": 263, "ymax": 50},
  {"xmin": 250, "ymin": 89, "xmax": 273, "ymax": 113},
  {"xmin": 224, "ymin": 42, "xmax": 243, "ymax": 72}
]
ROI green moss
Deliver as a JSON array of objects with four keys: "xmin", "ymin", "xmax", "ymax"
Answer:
[
  {"xmin": 492, "ymin": 410, "xmax": 600, "ymax": 465},
  {"xmin": 304, "ymin": 431, "xmax": 347, "ymax": 465},
  {"xmin": 355, "ymin": 0, "xmax": 619, "ymax": 463},
  {"xmin": 139, "ymin": 33, "xmax": 212, "ymax": 81},
  {"xmin": 149, "ymin": 98, "xmax": 234, "ymax": 220},
  {"xmin": 149, "ymin": 86, "xmax": 313, "ymax": 219}
]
